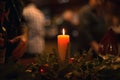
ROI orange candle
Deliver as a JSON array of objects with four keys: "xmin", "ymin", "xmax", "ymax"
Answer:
[{"xmin": 58, "ymin": 28, "xmax": 70, "ymax": 61}]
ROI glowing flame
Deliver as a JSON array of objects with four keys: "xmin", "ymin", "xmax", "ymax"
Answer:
[{"xmin": 62, "ymin": 28, "xmax": 65, "ymax": 35}]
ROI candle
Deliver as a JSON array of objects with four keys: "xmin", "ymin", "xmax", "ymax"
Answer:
[{"xmin": 58, "ymin": 28, "xmax": 70, "ymax": 61}]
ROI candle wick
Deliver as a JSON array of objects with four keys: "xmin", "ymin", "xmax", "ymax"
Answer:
[{"xmin": 63, "ymin": 32, "xmax": 65, "ymax": 35}]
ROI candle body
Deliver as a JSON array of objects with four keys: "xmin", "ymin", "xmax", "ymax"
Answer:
[{"xmin": 58, "ymin": 35, "xmax": 70, "ymax": 61}]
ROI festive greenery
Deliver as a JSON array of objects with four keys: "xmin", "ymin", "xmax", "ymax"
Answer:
[
  {"xmin": 1, "ymin": 49, "xmax": 120, "ymax": 80},
  {"xmin": 25, "ymin": 49, "xmax": 120, "ymax": 80}
]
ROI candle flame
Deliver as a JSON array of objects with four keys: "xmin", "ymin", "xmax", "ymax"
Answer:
[{"xmin": 62, "ymin": 28, "xmax": 65, "ymax": 35}]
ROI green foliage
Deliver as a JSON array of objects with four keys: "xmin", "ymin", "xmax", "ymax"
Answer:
[
  {"xmin": 1, "ymin": 49, "xmax": 120, "ymax": 80},
  {"xmin": 25, "ymin": 49, "xmax": 120, "ymax": 80}
]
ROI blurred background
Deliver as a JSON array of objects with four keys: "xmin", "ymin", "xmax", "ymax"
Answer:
[
  {"xmin": 29, "ymin": 0, "xmax": 120, "ymax": 36},
  {"xmin": 29, "ymin": 0, "xmax": 120, "ymax": 52}
]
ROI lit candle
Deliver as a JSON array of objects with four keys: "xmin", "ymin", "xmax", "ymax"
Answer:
[{"xmin": 58, "ymin": 28, "xmax": 70, "ymax": 61}]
